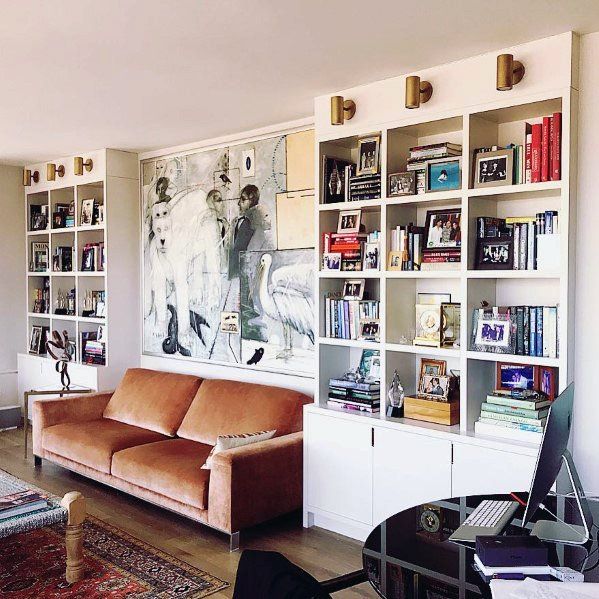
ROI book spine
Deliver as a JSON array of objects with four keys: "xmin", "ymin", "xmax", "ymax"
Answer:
[
  {"xmin": 536, "ymin": 306, "xmax": 543, "ymax": 357},
  {"xmin": 516, "ymin": 307, "xmax": 524, "ymax": 355},
  {"xmin": 475, "ymin": 420, "xmax": 542, "ymax": 443},
  {"xmin": 481, "ymin": 403, "xmax": 545, "ymax": 419},
  {"xmin": 527, "ymin": 221, "xmax": 535, "ymax": 270},
  {"xmin": 548, "ymin": 306, "xmax": 558, "ymax": 359},
  {"xmin": 478, "ymin": 417, "xmax": 543, "ymax": 432},
  {"xmin": 541, "ymin": 116, "xmax": 550, "ymax": 182},
  {"xmin": 549, "ymin": 115, "xmax": 554, "ymax": 180},
  {"xmin": 531, "ymin": 123, "xmax": 542, "ymax": 183},
  {"xmin": 519, "ymin": 224, "xmax": 527, "ymax": 270},
  {"xmin": 530, "ymin": 307, "xmax": 537, "ymax": 357},
  {"xmin": 523, "ymin": 306, "xmax": 530, "ymax": 356},
  {"xmin": 486, "ymin": 395, "xmax": 543, "ymax": 410},
  {"xmin": 551, "ymin": 112, "xmax": 562, "ymax": 181},
  {"xmin": 542, "ymin": 306, "xmax": 550, "ymax": 357},
  {"xmin": 525, "ymin": 132, "xmax": 533, "ymax": 183},
  {"xmin": 480, "ymin": 411, "xmax": 546, "ymax": 425},
  {"xmin": 513, "ymin": 226, "xmax": 520, "ymax": 270}
]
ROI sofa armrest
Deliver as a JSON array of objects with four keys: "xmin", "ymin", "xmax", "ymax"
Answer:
[
  {"xmin": 32, "ymin": 392, "xmax": 113, "ymax": 457},
  {"xmin": 208, "ymin": 431, "xmax": 303, "ymax": 533}
]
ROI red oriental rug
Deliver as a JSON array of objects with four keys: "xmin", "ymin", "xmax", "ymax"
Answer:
[{"xmin": 0, "ymin": 515, "xmax": 228, "ymax": 598}]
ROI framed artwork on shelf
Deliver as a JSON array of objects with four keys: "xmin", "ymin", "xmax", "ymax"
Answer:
[
  {"xmin": 363, "ymin": 243, "xmax": 380, "ymax": 270},
  {"xmin": 539, "ymin": 366, "xmax": 558, "ymax": 401},
  {"xmin": 388, "ymin": 172, "xmax": 415, "ymax": 196},
  {"xmin": 359, "ymin": 319, "xmax": 380, "ymax": 341},
  {"xmin": 440, "ymin": 302, "xmax": 460, "ymax": 347},
  {"xmin": 28, "ymin": 325, "xmax": 44, "ymax": 355},
  {"xmin": 473, "ymin": 148, "xmax": 514, "ymax": 188},
  {"xmin": 424, "ymin": 208, "xmax": 461, "ymax": 250},
  {"xmin": 80, "ymin": 198, "xmax": 95, "ymax": 226},
  {"xmin": 387, "ymin": 251, "xmax": 404, "ymax": 271},
  {"xmin": 357, "ymin": 136, "xmax": 380, "ymax": 176},
  {"xmin": 359, "ymin": 349, "xmax": 381, "ymax": 381},
  {"xmin": 425, "ymin": 157, "xmax": 461, "ymax": 192},
  {"xmin": 322, "ymin": 252, "xmax": 342, "ymax": 271},
  {"xmin": 475, "ymin": 237, "xmax": 514, "ymax": 270},
  {"xmin": 471, "ymin": 312, "xmax": 515, "ymax": 354},
  {"xmin": 337, "ymin": 209, "xmax": 361, "ymax": 234},
  {"xmin": 418, "ymin": 374, "xmax": 451, "ymax": 400},
  {"xmin": 342, "ymin": 279, "xmax": 365, "ymax": 300},
  {"xmin": 419, "ymin": 358, "xmax": 446, "ymax": 379},
  {"xmin": 496, "ymin": 362, "xmax": 538, "ymax": 391}
]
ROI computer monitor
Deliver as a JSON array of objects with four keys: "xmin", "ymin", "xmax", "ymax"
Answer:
[{"xmin": 522, "ymin": 383, "xmax": 593, "ymax": 544}]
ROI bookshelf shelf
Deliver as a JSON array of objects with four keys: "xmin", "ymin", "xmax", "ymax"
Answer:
[
  {"xmin": 27, "ymin": 312, "xmax": 49, "ymax": 319},
  {"xmin": 385, "ymin": 270, "xmax": 461, "ymax": 279},
  {"xmin": 319, "ymin": 337, "xmax": 381, "ymax": 349},
  {"xmin": 318, "ymin": 270, "xmax": 380, "ymax": 279},
  {"xmin": 466, "ymin": 270, "xmax": 561, "ymax": 279},
  {"xmin": 51, "ymin": 314, "xmax": 78, "ymax": 322},
  {"xmin": 467, "ymin": 181, "xmax": 563, "ymax": 199},
  {"xmin": 465, "ymin": 350, "xmax": 560, "ymax": 367},
  {"xmin": 385, "ymin": 190, "xmax": 462, "ymax": 206},
  {"xmin": 386, "ymin": 343, "xmax": 460, "ymax": 358},
  {"xmin": 319, "ymin": 198, "xmax": 382, "ymax": 212}
]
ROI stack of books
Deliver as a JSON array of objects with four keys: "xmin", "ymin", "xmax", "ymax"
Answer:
[
  {"xmin": 526, "ymin": 113, "xmax": 562, "ymax": 183},
  {"xmin": 328, "ymin": 378, "xmax": 380, "ymax": 413},
  {"xmin": 324, "ymin": 297, "xmax": 379, "ymax": 340},
  {"xmin": 0, "ymin": 489, "xmax": 48, "ymax": 521},
  {"xmin": 323, "ymin": 232, "xmax": 367, "ymax": 271},
  {"xmin": 348, "ymin": 173, "xmax": 381, "ymax": 201},
  {"xmin": 475, "ymin": 390, "xmax": 550, "ymax": 443},
  {"xmin": 421, "ymin": 247, "xmax": 461, "ymax": 271},
  {"xmin": 81, "ymin": 331, "xmax": 105, "ymax": 365},
  {"xmin": 389, "ymin": 224, "xmax": 425, "ymax": 270},
  {"xmin": 406, "ymin": 142, "xmax": 462, "ymax": 195}
]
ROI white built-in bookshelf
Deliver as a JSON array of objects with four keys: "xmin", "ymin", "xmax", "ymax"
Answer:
[{"xmin": 304, "ymin": 32, "xmax": 578, "ymax": 540}]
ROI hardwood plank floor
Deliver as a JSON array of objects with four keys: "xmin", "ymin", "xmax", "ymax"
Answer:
[{"xmin": 0, "ymin": 428, "xmax": 376, "ymax": 598}]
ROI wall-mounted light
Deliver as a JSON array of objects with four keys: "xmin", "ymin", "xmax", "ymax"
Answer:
[
  {"xmin": 405, "ymin": 76, "xmax": 433, "ymax": 109},
  {"xmin": 47, "ymin": 163, "xmax": 65, "ymax": 181},
  {"xmin": 496, "ymin": 54, "xmax": 525, "ymax": 91},
  {"xmin": 74, "ymin": 156, "xmax": 93, "ymax": 176},
  {"xmin": 23, "ymin": 169, "xmax": 39, "ymax": 187},
  {"xmin": 330, "ymin": 96, "xmax": 356, "ymax": 125}
]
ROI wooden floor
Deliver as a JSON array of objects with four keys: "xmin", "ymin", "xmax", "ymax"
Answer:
[{"xmin": 0, "ymin": 428, "xmax": 376, "ymax": 598}]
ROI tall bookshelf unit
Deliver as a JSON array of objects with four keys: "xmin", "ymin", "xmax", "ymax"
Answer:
[
  {"xmin": 304, "ymin": 33, "xmax": 579, "ymax": 541},
  {"xmin": 18, "ymin": 149, "xmax": 140, "ymax": 409}
]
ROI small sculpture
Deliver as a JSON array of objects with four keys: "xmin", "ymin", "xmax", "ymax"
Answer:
[
  {"xmin": 46, "ymin": 330, "xmax": 73, "ymax": 390},
  {"xmin": 387, "ymin": 369, "xmax": 405, "ymax": 418}
]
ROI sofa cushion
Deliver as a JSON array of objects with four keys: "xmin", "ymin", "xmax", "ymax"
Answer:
[
  {"xmin": 42, "ymin": 419, "xmax": 168, "ymax": 474},
  {"xmin": 103, "ymin": 368, "xmax": 202, "ymax": 436},
  {"xmin": 112, "ymin": 439, "xmax": 213, "ymax": 510},
  {"xmin": 177, "ymin": 379, "xmax": 311, "ymax": 445}
]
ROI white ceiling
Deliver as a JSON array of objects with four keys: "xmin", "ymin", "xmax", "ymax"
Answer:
[{"xmin": 2, "ymin": 0, "xmax": 599, "ymax": 165}]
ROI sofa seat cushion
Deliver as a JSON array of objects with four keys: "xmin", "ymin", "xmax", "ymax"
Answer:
[
  {"xmin": 177, "ymin": 379, "xmax": 312, "ymax": 445},
  {"xmin": 103, "ymin": 368, "xmax": 203, "ymax": 436},
  {"xmin": 111, "ymin": 439, "xmax": 213, "ymax": 510},
  {"xmin": 42, "ymin": 419, "xmax": 168, "ymax": 474}
]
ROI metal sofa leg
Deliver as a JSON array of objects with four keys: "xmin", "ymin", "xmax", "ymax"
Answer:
[
  {"xmin": 230, "ymin": 531, "xmax": 240, "ymax": 552},
  {"xmin": 34, "ymin": 456, "xmax": 42, "ymax": 467}
]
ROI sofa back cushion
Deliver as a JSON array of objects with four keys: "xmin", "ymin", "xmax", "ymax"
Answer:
[
  {"xmin": 177, "ymin": 379, "xmax": 311, "ymax": 445},
  {"xmin": 103, "ymin": 368, "xmax": 202, "ymax": 436}
]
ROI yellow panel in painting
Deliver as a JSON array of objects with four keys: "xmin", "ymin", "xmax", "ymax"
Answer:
[
  {"xmin": 286, "ymin": 129, "xmax": 315, "ymax": 192},
  {"xmin": 276, "ymin": 190, "xmax": 315, "ymax": 250}
]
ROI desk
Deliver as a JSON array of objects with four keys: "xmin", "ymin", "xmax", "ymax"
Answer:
[{"xmin": 363, "ymin": 494, "xmax": 599, "ymax": 598}]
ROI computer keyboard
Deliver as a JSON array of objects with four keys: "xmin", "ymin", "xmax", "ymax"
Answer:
[{"xmin": 464, "ymin": 500, "xmax": 515, "ymax": 527}]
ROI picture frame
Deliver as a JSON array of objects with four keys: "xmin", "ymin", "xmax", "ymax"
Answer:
[
  {"xmin": 475, "ymin": 237, "xmax": 514, "ymax": 270},
  {"xmin": 414, "ymin": 304, "xmax": 442, "ymax": 347},
  {"xmin": 356, "ymin": 135, "xmax": 380, "ymax": 176},
  {"xmin": 441, "ymin": 302, "xmax": 461, "ymax": 347},
  {"xmin": 343, "ymin": 279, "xmax": 365, "ymax": 300},
  {"xmin": 417, "ymin": 292, "xmax": 451, "ymax": 305},
  {"xmin": 80, "ymin": 198, "xmax": 95, "ymax": 226},
  {"xmin": 420, "ymin": 358, "xmax": 447, "ymax": 380},
  {"xmin": 322, "ymin": 156, "xmax": 352, "ymax": 204},
  {"xmin": 472, "ymin": 312, "xmax": 514, "ymax": 354},
  {"xmin": 28, "ymin": 325, "xmax": 43, "ymax": 355},
  {"xmin": 425, "ymin": 157, "xmax": 461, "ymax": 192},
  {"xmin": 363, "ymin": 243, "xmax": 380, "ymax": 271},
  {"xmin": 388, "ymin": 171, "xmax": 415, "ymax": 197},
  {"xmin": 31, "ymin": 242, "xmax": 49, "ymax": 272},
  {"xmin": 539, "ymin": 366, "xmax": 558, "ymax": 401},
  {"xmin": 53, "ymin": 212, "xmax": 66, "ymax": 229},
  {"xmin": 322, "ymin": 252, "xmax": 342, "ymax": 271},
  {"xmin": 95, "ymin": 300, "xmax": 106, "ymax": 318},
  {"xmin": 359, "ymin": 349, "xmax": 381, "ymax": 381},
  {"xmin": 474, "ymin": 148, "xmax": 514, "ymax": 188},
  {"xmin": 424, "ymin": 208, "xmax": 462, "ymax": 250},
  {"xmin": 496, "ymin": 362, "xmax": 538, "ymax": 391},
  {"xmin": 387, "ymin": 251, "xmax": 404, "ymax": 271},
  {"xmin": 418, "ymin": 374, "xmax": 451, "ymax": 400},
  {"xmin": 359, "ymin": 319, "xmax": 380, "ymax": 341},
  {"xmin": 337, "ymin": 209, "xmax": 361, "ymax": 234}
]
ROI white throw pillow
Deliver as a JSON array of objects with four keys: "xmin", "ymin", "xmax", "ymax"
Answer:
[{"xmin": 202, "ymin": 430, "xmax": 276, "ymax": 469}]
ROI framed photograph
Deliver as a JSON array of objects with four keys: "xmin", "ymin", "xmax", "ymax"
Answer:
[
  {"xmin": 387, "ymin": 251, "xmax": 403, "ymax": 271},
  {"xmin": 417, "ymin": 292, "xmax": 451, "ymax": 305},
  {"xmin": 95, "ymin": 300, "xmax": 106, "ymax": 318},
  {"xmin": 441, "ymin": 302, "xmax": 461, "ymax": 347},
  {"xmin": 420, "ymin": 358, "xmax": 447, "ymax": 380},
  {"xmin": 357, "ymin": 136, "xmax": 380, "ymax": 176},
  {"xmin": 539, "ymin": 366, "xmax": 558, "ymax": 401},
  {"xmin": 53, "ymin": 212, "xmax": 65, "ymax": 229},
  {"xmin": 28, "ymin": 325, "xmax": 43, "ymax": 355},
  {"xmin": 363, "ymin": 243, "xmax": 380, "ymax": 270},
  {"xmin": 473, "ymin": 313, "xmax": 513, "ymax": 352},
  {"xmin": 418, "ymin": 374, "xmax": 451, "ymax": 400},
  {"xmin": 474, "ymin": 148, "xmax": 514, "ymax": 188},
  {"xmin": 322, "ymin": 156, "xmax": 352, "ymax": 204},
  {"xmin": 97, "ymin": 325, "xmax": 106, "ymax": 342},
  {"xmin": 414, "ymin": 304, "xmax": 442, "ymax": 347},
  {"xmin": 322, "ymin": 252, "xmax": 342, "ymax": 271},
  {"xmin": 359, "ymin": 319, "xmax": 380, "ymax": 341},
  {"xmin": 80, "ymin": 198, "xmax": 95, "ymax": 226},
  {"xmin": 424, "ymin": 208, "xmax": 461, "ymax": 250},
  {"xmin": 475, "ymin": 237, "xmax": 514, "ymax": 270},
  {"xmin": 337, "ymin": 209, "xmax": 361, "ymax": 234},
  {"xmin": 359, "ymin": 349, "xmax": 381, "ymax": 381},
  {"xmin": 425, "ymin": 157, "xmax": 461, "ymax": 192},
  {"xmin": 343, "ymin": 279, "xmax": 365, "ymax": 300},
  {"xmin": 388, "ymin": 172, "xmax": 415, "ymax": 197},
  {"xmin": 31, "ymin": 213, "xmax": 47, "ymax": 231},
  {"xmin": 496, "ymin": 362, "xmax": 538, "ymax": 391},
  {"xmin": 31, "ymin": 242, "xmax": 49, "ymax": 272}
]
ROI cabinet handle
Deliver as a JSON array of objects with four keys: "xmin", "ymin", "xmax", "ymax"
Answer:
[{"xmin": 371, "ymin": 427, "xmax": 375, "ymax": 447}]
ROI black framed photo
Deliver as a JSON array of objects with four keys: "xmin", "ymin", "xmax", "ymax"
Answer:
[
  {"xmin": 337, "ymin": 209, "xmax": 361, "ymax": 234},
  {"xmin": 359, "ymin": 319, "xmax": 380, "ymax": 341},
  {"xmin": 388, "ymin": 172, "xmax": 415, "ymax": 196},
  {"xmin": 496, "ymin": 362, "xmax": 538, "ymax": 391},
  {"xmin": 357, "ymin": 136, "xmax": 380, "ymax": 176},
  {"xmin": 28, "ymin": 325, "xmax": 43, "ymax": 355},
  {"xmin": 343, "ymin": 278, "xmax": 365, "ymax": 300},
  {"xmin": 475, "ymin": 237, "xmax": 513, "ymax": 270},
  {"xmin": 474, "ymin": 148, "xmax": 514, "ymax": 188},
  {"xmin": 53, "ymin": 212, "xmax": 66, "ymax": 229},
  {"xmin": 321, "ymin": 156, "xmax": 352, "ymax": 204},
  {"xmin": 424, "ymin": 208, "xmax": 461, "ymax": 250}
]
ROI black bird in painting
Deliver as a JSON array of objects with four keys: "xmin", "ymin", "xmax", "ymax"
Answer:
[
  {"xmin": 246, "ymin": 347, "xmax": 265, "ymax": 365},
  {"xmin": 219, "ymin": 173, "xmax": 232, "ymax": 185}
]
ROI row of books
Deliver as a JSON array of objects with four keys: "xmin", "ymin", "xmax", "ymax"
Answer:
[
  {"xmin": 348, "ymin": 173, "xmax": 381, "ymax": 202},
  {"xmin": 322, "ymin": 232, "xmax": 364, "ymax": 271},
  {"xmin": 477, "ymin": 212, "xmax": 559, "ymax": 239},
  {"xmin": 81, "ymin": 242, "xmax": 105, "ymax": 272},
  {"xmin": 475, "ymin": 390, "xmax": 549, "ymax": 443},
  {"xmin": 324, "ymin": 297, "xmax": 379, "ymax": 340},
  {"xmin": 0, "ymin": 488, "xmax": 49, "ymax": 521},
  {"xmin": 406, "ymin": 142, "xmax": 462, "ymax": 195},
  {"xmin": 81, "ymin": 331, "xmax": 105, "ymax": 365},
  {"xmin": 528, "ymin": 113, "xmax": 561, "ymax": 183},
  {"xmin": 52, "ymin": 246, "xmax": 73, "ymax": 272},
  {"xmin": 389, "ymin": 224, "xmax": 424, "ymax": 271},
  {"xmin": 327, "ymin": 377, "xmax": 380, "ymax": 413},
  {"xmin": 32, "ymin": 279, "xmax": 50, "ymax": 314},
  {"xmin": 421, "ymin": 248, "xmax": 461, "ymax": 271}
]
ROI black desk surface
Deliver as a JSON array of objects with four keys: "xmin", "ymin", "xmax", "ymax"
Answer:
[{"xmin": 362, "ymin": 494, "xmax": 599, "ymax": 598}]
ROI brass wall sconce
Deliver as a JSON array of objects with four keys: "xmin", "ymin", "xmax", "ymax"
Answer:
[
  {"xmin": 405, "ymin": 76, "xmax": 433, "ymax": 109},
  {"xmin": 74, "ymin": 156, "xmax": 93, "ymax": 176},
  {"xmin": 47, "ymin": 163, "xmax": 65, "ymax": 181},
  {"xmin": 23, "ymin": 169, "xmax": 39, "ymax": 187},
  {"xmin": 496, "ymin": 54, "xmax": 525, "ymax": 91},
  {"xmin": 330, "ymin": 96, "xmax": 356, "ymax": 125}
]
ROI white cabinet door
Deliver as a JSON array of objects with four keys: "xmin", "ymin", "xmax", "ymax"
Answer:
[
  {"xmin": 306, "ymin": 413, "xmax": 373, "ymax": 525},
  {"xmin": 373, "ymin": 427, "xmax": 452, "ymax": 525},
  {"xmin": 452, "ymin": 443, "xmax": 536, "ymax": 497}
]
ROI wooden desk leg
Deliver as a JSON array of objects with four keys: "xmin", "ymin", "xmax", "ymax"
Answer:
[
  {"xmin": 23, "ymin": 392, "xmax": 29, "ymax": 459},
  {"xmin": 60, "ymin": 491, "xmax": 86, "ymax": 583}
]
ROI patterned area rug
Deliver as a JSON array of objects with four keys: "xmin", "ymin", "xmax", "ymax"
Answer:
[{"xmin": 0, "ymin": 515, "xmax": 229, "ymax": 598}]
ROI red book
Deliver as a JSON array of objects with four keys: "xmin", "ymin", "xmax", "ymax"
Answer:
[
  {"xmin": 531, "ymin": 123, "xmax": 542, "ymax": 183},
  {"xmin": 322, "ymin": 232, "xmax": 331, "ymax": 253},
  {"xmin": 551, "ymin": 112, "xmax": 562, "ymax": 181},
  {"xmin": 541, "ymin": 116, "xmax": 550, "ymax": 182},
  {"xmin": 524, "ymin": 123, "xmax": 532, "ymax": 183},
  {"xmin": 549, "ymin": 116, "xmax": 555, "ymax": 178}
]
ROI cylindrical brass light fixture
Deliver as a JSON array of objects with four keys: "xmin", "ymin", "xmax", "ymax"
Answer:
[
  {"xmin": 23, "ymin": 169, "xmax": 39, "ymax": 187},
  {"xmin": 405, "ymin": 76, "xmax": 433, "ymax": 109},
  {"xmin": 47, "ymin": 163, "xmax": 65, "ymax": 181},
  {"xmin": 74, "ymin": 156, "xmax": 93, "ymax": 176},
  {"xmin": 496, "ymin": 54, "xmax": 525, "ymax": 91},
  {"xmin": 330, "ymin": 96, "xmax": 356, "ymax": 125}
]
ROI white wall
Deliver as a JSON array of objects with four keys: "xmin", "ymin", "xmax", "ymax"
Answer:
[
  {"xmin": 0, "ymin": 166, "xmax": 25, "ymax": 407},
  {"xmin": 573, "ymin": 31, "xmax": 599, "ymax": 495}
]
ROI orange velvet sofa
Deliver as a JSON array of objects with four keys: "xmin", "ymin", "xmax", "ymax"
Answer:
[{"xmin": 32, "ymin": 368, "xmax": 311, "ymax": 549}]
